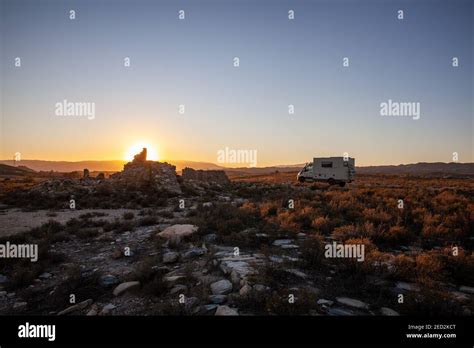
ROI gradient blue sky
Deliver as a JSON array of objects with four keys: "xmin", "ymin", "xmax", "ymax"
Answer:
[{"xmin": 1, "ymin": 0, "xmax": 472, "ymax": 166}]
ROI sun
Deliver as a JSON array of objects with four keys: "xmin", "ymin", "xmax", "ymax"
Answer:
[{"xmin": 124, "ymin": 143, "xmax": 159, "ymax": 161}]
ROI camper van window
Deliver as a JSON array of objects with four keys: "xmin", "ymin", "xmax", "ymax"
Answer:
[{"xmin": 321, "ymin": 162, "xmax": 333, "ymax": 168}]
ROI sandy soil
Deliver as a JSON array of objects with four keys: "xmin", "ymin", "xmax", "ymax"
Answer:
[{"xmin": 0, "ymin": 208, "xmax": 138, "ymax": 237}]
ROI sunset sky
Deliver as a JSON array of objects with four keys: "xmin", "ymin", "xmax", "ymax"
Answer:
[{"xmin": 0, "ymin": 0, "xmax": 472, "ymax": 167}]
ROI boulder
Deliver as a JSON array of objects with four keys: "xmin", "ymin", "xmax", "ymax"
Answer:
[
  {"xmin": 110, "ymin": 150, "xmax": 181, "ymax": 194},
  {"xmin": 210, "ymin": 279, "xmax": 233, "ymax": 295},
  {"xmin": 182, "ymin": 167, "xmax": 230, "ymax": 184},
  {"xmin": 336, "ymin": 297, "xmax": 368, "ymax": 309},
  {"xmin": 317, "ymin": 299, "xmax": 334, "ymax": 306},
  {"xmin": 157, "ymin": 224, "xmax": 198, "ymax": 240},
  {"xmin": 182, "ymin": 247, "xmax": 207, "ymax": 259},
  {"xmin": 396, "ymin": 282, "xmax": 420, "ymax": 292},
  {"xmin": 162, "ymin": 252, "xmax": 179, "ymax": 264},
  {"xmin": 57, "ymin": 299, "xmax": 93, "ymax": 315},
  {"xmin": 380, "ymin": 307, "xmax": 400, "ymax": 316},
  {"xmin": 100, "ymin": 274, "xmax": 120, "ymax": 287},
  {"xmin": 215, "ymin": 305, "xmax": 239, "ymax": 316},
  {"xmin": 113, "ymin": 281, "xmax": 140, "ymax": 296},
  {"xmin": 209, "ymin": 295, "xmax": 227, "ymax": 304}
]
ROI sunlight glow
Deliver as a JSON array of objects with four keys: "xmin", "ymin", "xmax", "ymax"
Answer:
[{"xmin": 124, "ymin": 142, "xmax": 159, "ymax": 161}]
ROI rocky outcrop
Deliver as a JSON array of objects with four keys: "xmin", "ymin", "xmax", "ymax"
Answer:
[
  {"xmin": 181, "ymin": 168, "xmax": 229, "ymax": 185},
  {"xmin": 110, "ymin": 149, "xmax": 181, "ymax": 194}
]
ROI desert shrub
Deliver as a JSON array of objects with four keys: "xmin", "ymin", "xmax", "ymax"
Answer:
[
  {"xmin": 265, "ymin": 289, "xmax": 319, "ymax": 315},
  {"xmin": 331, "ymin": 224, "xmax": 358, "ymax": 241},
  {"xmin": 440, "ymin": 248, "xmax": 474, "ymax": 285},
  {"xmin": 391, "ymin": 254, "xmax": 416, "ymax": 281},
  {"xmin": 415, "ymin": 253, "xmax": 445, "ymax": 284},
  {"xmin": 191, "ymin": 203, "xmax": 260, "ymax": 236},
  {"xmin": 129, "ymin": 257, "xmax": 167, "ymax": 296},
  {"xmin": 299, "ymin": 234, "xmax": 326, "ymax": 270},
  {"xmin": 382, "ymin": 225, "xmax": 414, "ymax": 247},
  {"xmin": 311, "ymin": 216, "xmax": 331, "ymax": 234},
  {"xmin": 402, "ymin": 286, "xmax": 464, "ymax": 316}
]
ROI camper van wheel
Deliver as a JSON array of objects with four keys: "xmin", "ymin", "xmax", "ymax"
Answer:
[
  {"xmin": 339, "ymin": 181, "xmax": 346, "ymax": 187},
  {"xmin": 327, "ymin": 178, "xmax": 336, "ymax": 186},
  {"xmin": 298, "ymin": 177, "xmax": 305, "ymax": 183}
]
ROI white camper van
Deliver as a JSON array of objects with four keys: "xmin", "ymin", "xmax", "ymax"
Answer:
[{"xmin": 297, "ymin": 157, "xmax": 355, "ymax": 186}]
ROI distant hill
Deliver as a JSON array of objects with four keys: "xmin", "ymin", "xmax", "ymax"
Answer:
[
  {"xmin": 357, "ymin": 162, "xmax": 474, "ymax": 175},
  {"xmin": 0, "ymin": 160, "xmax": 472, "ymax": 176},
  {"xmin": 0, "ymin": 159, "xmax": 224, "ymax": 173},
  {"xmin": 0, "ymin": 163, "xmax": 36, "ymax": 176}
]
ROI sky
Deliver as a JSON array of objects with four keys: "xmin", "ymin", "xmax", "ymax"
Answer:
[{"xmin": 0, "ymin": 0, "xmax": 472, "ymax": 167}]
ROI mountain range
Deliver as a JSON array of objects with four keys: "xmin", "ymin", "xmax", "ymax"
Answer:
[{"xmin": 0, "ymin": 160, "xmax": 473, "ymax": 176}]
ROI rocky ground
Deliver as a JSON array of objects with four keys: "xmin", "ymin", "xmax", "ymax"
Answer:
[{"xmin": 0, "ymin": 155, "xmax": 472, "ymax": 316}]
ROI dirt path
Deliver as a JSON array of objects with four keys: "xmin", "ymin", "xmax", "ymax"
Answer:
[{"xmin": 0, "ymin": 208, "xmax": 139, "ymax": 237}]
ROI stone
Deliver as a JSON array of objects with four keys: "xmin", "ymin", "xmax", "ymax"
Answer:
[
  {"xmin": 100, "ymin": 274, "xmax": 120, "ymax": 287},
  {"xmin": 286, "ymin": 269, "xmax": 308, "ymax": 279},
  {"xmin": 219, "ymin": 260, "xmax": 254, "ymax": 279},
  {"xmin": 209, "ymin": 295, "xmax": 227, "ymax": 304},
  {"xmin": 86, "ymin": 305, "xmax": 98, "ymax": 316},
  {"xmin": 239, "ymin": 284, "xmax": 252, "ymax": 297},
  {"xmin": 451, "ymin": 291, "xmax": 469, "ymax": 302},
  {"xmin": 170, "ymin": 284, "xmax": 188, "ymax": 295},
  {"xmin": 100, "ymin": 304, "xmax": 117, "ymax": 315},
  {"xmin": 39, "ymin": 272, "xmax": 52, "ymax": 279},
  {"xmin": 199, "ymin": 304, "xmax": 218, "ymax": 315},
  {"xmin": 336, "ymin": 297, "xmax": 368, "ymax": 309},
  {"xmin": 0, "ymin": 274, "xmax": 8, "ymax": 283},
  {"xmin": 380, "ymin": 307, "xmax": 400, "ymax": 316},
  {"xmin": 133, "ymin": 148, "xmax": 147, "ymax": 162},
  {"xmin": 157, "ymin": 224, "xmax": 198, "ymax": 240},
  {"xmin": 182, "ymin": 247, "xmax": 207, "ymax": 259},
  {"xmin": 272, "ymin": 239, "xmax": 294, "ymax": 247},
  {"xmin": 182, "ymin": 168, "xmax": 230, "ymax": 184},
  {"xmin": 163, "ymin": 252, "xmax": 179, "ymax": 264},
  {"xmin": 317, "ymin": 299, "xmax": 334, "ymax": 306},
  {"xmin": 269, "ymin": 255, "xmax": 284, "ymax": 263},
  {"xmin": 459, "ymin": 286, "xmax": 474, "ymax": 294},
  {"xmin": 57, "ymin": 299, "xmax": 93, "ymax": 315},
  {"xmin": 110, "ymin": 151, "xmax": 181, "ymax": 195},
  {"xmin": 164, "ymin": 275, "xmax": 185, "ymax": 283},
  {"xmin": 113, "ymin": 281, "xmax": 140, "ymax": 296},
  {"xmin": 210, "ymin": 279, "xmax": 233, "ymax": 295},
  {"xmin": 215, "ymin": 305, "xmax": 239, "ymax": 316},
  {"xmin": 184, "ymin": 297, "xmax": 199, "ymax": 313},
  {"xmin": 396, "ymin": 282, "xmax": 420, "ymax": 292},
  {"xmin": 203, "ymin": 234, "xmax": 218, "ymax": 243},
  {"xmin": 13, "ymin": 302, "xmax": 27, "ymax": 310},
  {"xmin": 230, "ymin": 270, "xmax": 241, "ymax": 285},
  {"xmin": 281, "ymin": 244, "xmax": 299, "ymax": 249},
  {"xmin": 253, "ymin": 284, "xmax": 267, "ymax": 292},
  {"xmin": 202, "ymin": 202, "xmax": 213, "ymax": 208}
]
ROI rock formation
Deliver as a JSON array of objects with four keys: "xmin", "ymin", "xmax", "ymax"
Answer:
[
  {"xmin": 133, "ymin": 148, "xmax": 147, "ymax": 163},
  {"xmin": 110, "ymin": 148, "xmax": 181, "ymax": 194},
  {"xmin": 181, "ymin": 167, "xmax": 230, "ymax": 184}
]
